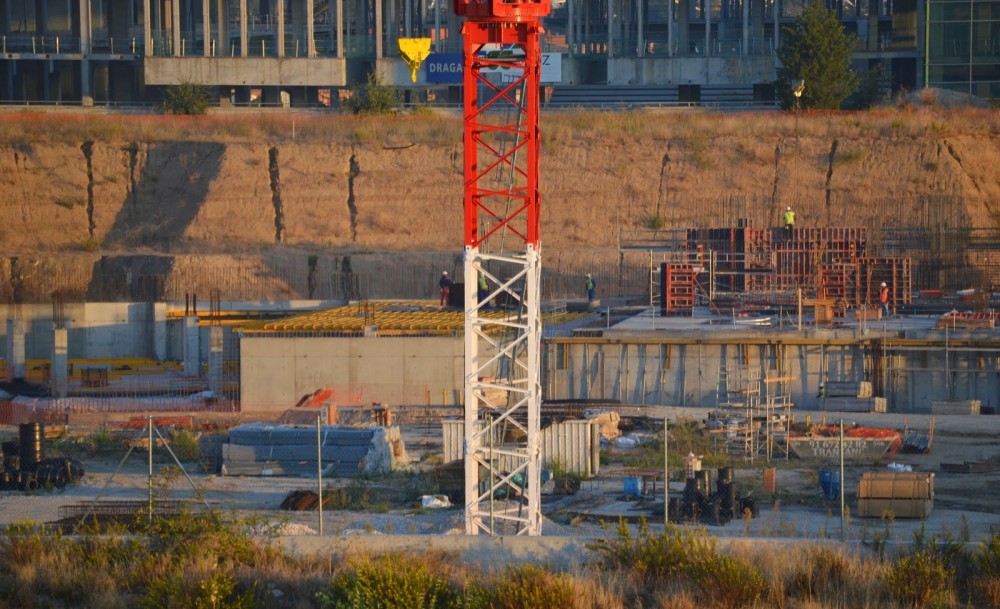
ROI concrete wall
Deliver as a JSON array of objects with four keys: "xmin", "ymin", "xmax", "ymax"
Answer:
[
  {"xmin": 0, "ymin": 302, "xmax": 166, "ymax": 360},
  {"xmin": 606, "ymin": 56, "xmax": 777, "ymax": 86},
  {"xmin": 544, "ymin": 332, "xmax": 1000, "ymax": 414},
  {"xmin": 144, "ymin": 57, "xmax": 348, "ymax": 87},
  {"xmin": 239, "ymin": 335, "xmax": 464, "ymax": 412}
]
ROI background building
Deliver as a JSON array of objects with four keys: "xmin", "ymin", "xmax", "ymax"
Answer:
[{"xmin": 0, "ymin": 0, "xmax": 978, "ymax": 107}]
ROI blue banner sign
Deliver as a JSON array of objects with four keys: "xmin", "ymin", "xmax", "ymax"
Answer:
[{"xmin": 425, "ymin": 53, "xmax": 463, "ymax": 83}]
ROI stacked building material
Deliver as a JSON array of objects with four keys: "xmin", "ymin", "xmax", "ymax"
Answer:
[
  {"xmin": 221, "ymin": 424, "xmax": 404, "ymax": 477},
  {"xmin": 857, "ymin": 471, "xmax": 934, "ymax": 518},
  {"xmin": 930, "ymin": 400, "xmax": 981, "ymax": 415}
]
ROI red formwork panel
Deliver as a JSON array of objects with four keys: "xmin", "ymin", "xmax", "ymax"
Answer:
[
  {"xmin": 661, "ymin": 263, "xmax": 696, "ymax": 315},
  {"xmin": 857, "ymin": 257, "xmax": 913, "ymax": 306}
]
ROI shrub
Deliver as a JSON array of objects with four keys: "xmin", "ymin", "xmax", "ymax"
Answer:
[
  {"xmin": 690, "ymin": 552, "xmax": 767, "ymax": 609},
  {"xmin": 317, "ymin": 554, "xmax": 461, "ymax": 609},
  {"xmin": 885, "ymin": 549, "xmax": 954, "ymax": 609},
  {"xmin": 342, "ymin": 73, "xmax": 399, "ymax": 115},
  {"xmin": 169, "ymin": 429, "xmax": 201, "ymax": 462},
  {"xmin": 788, "ymin": 546, "xmax": 852, "ymax": 601},
  {"xmin": 141, "ymin": 570, "xmax": 255, "ymax": 609},
  {"xmin": 467, "ymin": 563, "xmax": 577, "ymax": 609},
  {"xmin": 163, "ymin": 83, "xmax": 214, "ymax": 115}
]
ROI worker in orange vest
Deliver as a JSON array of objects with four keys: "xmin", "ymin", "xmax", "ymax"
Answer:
[{"xmin": 879, "ymin": 282, "xmax": 890, "ymax": 318}]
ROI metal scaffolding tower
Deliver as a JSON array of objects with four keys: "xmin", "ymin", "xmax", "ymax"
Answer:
[{"xmin": 457, "ymin": 0, "xmax": 550, "ymax": 536}]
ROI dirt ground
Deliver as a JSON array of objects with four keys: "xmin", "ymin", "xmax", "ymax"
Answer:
[{"xmin": 1, "ymin": 408, "xmax": 999, "ymax": 546}]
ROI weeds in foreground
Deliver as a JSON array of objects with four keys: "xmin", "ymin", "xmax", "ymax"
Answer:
[{"xmin": 11, "ymin": 506, "xmax": 1000, "ymax": 608}]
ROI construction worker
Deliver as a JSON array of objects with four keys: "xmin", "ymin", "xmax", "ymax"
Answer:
[
  {"xmin": 478, "ymin": 274, "xmax": 490, "ymax": 308},
  {"xmin": 817, "ymin": 382, "xmax": 826, "ymax": 399},
  {"xmin": 585, "ymin": 273, "xmax": 596, "ymax": 304},
  {"xmin": 879, "ymin": 282, "xmax": 890, "ymax": 318},
  {"xmin": 783, "ymin": 206, "xmax": 795, "ymax": 236},
  {"xmin": 439, "ymin": 271, "xmax": 453, "ymax": 306}
]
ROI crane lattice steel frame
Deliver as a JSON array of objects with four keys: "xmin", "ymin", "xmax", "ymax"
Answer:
[{"xmin": 455, "ymin": 0, "xmax": 549, "ymax": 536}]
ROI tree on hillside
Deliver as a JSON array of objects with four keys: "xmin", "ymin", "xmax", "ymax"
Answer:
[{"xmin": 777, "ymin": 1, "xmax": 859, "ymax": 110}]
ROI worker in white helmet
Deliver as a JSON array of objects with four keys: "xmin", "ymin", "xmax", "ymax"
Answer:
[
  {"xmin": 783, "ymin": 206, "xmax": 795, "ymax": 237},
  {"xmin": 585, "ymin": 273, "xmax": 596, "ymax": 305},
  {"xmin": 879, "ymin": 281, "xmax": 890, "ymax": 318},
  {"xmin": 439, "ymin": 271, "xmax": 454, "ymax": 307}
]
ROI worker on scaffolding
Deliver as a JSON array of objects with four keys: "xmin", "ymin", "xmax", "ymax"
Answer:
[
  {"xmin": 879, "ymin": 282, "xmax": 890, "ymax": 318},
  {"xmin": 478, "ymin": 274, "xmax": 491, "ymax": 309},
  {"xmin": 586, "ymin": 273, "xmax": 597, "ymax": 305},
  {"xmin": 783, "ymin": 206, "xmax": 796, "ymax": 237},
  {"xmin": 439, "ymin": 271, "xmax": 454, "ymax": 307}
]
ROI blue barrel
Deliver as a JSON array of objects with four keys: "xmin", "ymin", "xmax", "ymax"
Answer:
[
  {"xmin": 624, "ymin": 476, "xmax": 644, "ymax": 497},
  {"xmin": 819, "ymin": 470, "xmax": 841, "ymax": 499}
]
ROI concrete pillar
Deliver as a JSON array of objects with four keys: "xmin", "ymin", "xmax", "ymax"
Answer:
[
  {"xmin": 637, "ymin": 0, "xmax": 644, "ymax": 56},
  {"xmin": 218, "ymin": 0, "xmax": 229, "ymax": 55},
  {"xmin": 375, "ymin": 0, "xmax": 382, "ymax": 58},
  {"xmin": 386, "ymin": 0, "xmax": 396, "ymax": 56},
  {"xmin": 678, "ymin": 0, "xmax": 689, "ymax": 55},
  {"xmin": 80, "ymin": 0, "xmax": 92, "ymax": 101},
  {"xmin": 306, "ymin": 0, "xmax": 315, "ymax": 55},
  {"xmin": 336, "ymin": 0, "xmax": 343, "ymax": 56},
  {"xmin": 183, "ymin": 315, "xmax": 200, "ymax": 376},
  {"xmin": 152, "ymin": 302, "xmax": 168, "ymax": 362},
  {"xmin": 742, "ymin": 0, "xmax": 749, "ymax": 55},
  {"xmin": 704, "ymin": 0, "xmax": 711, "ymax": 56},
  {"xmin": 51, "ymin": 327, "xmax": 68, "ymax": 397},
  {"xmin": 208, "ymin": 326, "xmax": 223, "ymax": 394},
  {"xmin": 6, "ymin": 319, "xmax": 25, "ymax": 380},
  {"xmin": 773, "ymin": 0, "xmax": 780, "ymax": 51},
  {"xmin": 567, "ymin": 0, "xmax": 574, "ymax": 54},
  {"xmin": 240, "ymin": 0, "xmax": 247, "ymax": 56},
  {"xmin": 867, "ymin": 0, "xmax": 878, "ymax": 50},
  {"xmin": 667, "ymin": 0, "xmax": 673, "ymax": 55},
  {"xmin": 607, "ymin": 0, "xmax": 613, "ymax": 58},
  {"xmin": 203, "ymin": 0, "xmax": 210, "ymax": 55},
  {"xmin": 277, "ymin": 0, "xmax": 285, "ymax": 56},
  {"xmin": 751, "ymin": 0, "xmax": 764, "ymax": 55},
  {"xmin": 144, "ymin": 0, "xmax": 152, "ymax": 54},
  {"xmin": 173, "ymin": 0, "xmax": 181, "ymax": 55}
]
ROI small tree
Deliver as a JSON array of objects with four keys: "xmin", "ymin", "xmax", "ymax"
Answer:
[
  {"xmin": 776, "ymin": 1, "xmax": 859, "ymax": 110},
  {"xmin": 162, "ymin": 82, "xmax": 213, "ymax": 115},
  {"xmin": 341, "ymin": 73, "xmax": 400, "ymax": 115}
]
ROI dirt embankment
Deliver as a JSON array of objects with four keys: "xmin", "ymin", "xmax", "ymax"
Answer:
[{"xmin": 0, "ymin": 109, "xmax": 998, "ymax": 297}]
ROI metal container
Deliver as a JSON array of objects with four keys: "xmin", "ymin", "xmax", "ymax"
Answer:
[{"xmin": 18, "ymin": 423, "xmax": 44, "ymax": 471}]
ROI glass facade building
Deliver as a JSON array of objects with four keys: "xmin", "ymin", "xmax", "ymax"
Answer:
[{"xmin": 927, "ymin": 0, "xmax": 1000, "ymax": 97}]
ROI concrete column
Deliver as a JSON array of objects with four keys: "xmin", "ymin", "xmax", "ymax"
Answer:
[
  {"xmin": 386, "ymin": 0, "xmax": 395, "ymax": 57},
  {"xmin": 336, "ymin": 0, "xmax": 344, "ymax": 56},
  {"xmin": 203, "ymin": 0, "xmax": 211, "ymax": 55},
  {"xmin": 667, "ymin": 0, "xmax": 673, "ymax": 55},
  {"xmin": 405, "ymin": 0, "xmax": 411, "ymax": 36},
  {"xmin": 51, "ymin": 327, "xmax": 68, "ymax": 397},
  {"xmin": 173, "ymin": 0, "xmax": 181, "ymax": 55},
  {"xmin": 6, "ymin": 319, "xmax": 25, "ymax": 380},
  {"xmin": 678, "ymin": 0, "xmax": 689, "ymax": 55},
  {"xmin": 306, "ymin": 0, "xmax": 315, "ymax": 55},
  {"xmin": 705, "ymin": 0, "xmax": 711, "ymax": 56},
  {"xmin": 742, "ymin": 0, "xmax": 749, "ymax": 54},
  {"xmin": 144, "ymin": 0, "xmax": 152, "ymax": 54},
  {"xmin": 152, "ymin": 302, "xmax": 168, "ymax": 362},
  {"xmin": 183, "ymin": 315, "xmax": 200, "ymax": 376},
  {"xmin": 607, "ymin": 0, "xmax": 613, "ymax": 58},
  {"xmin": 773, "ymin": 0, "xmax": 780, "ymax": 51},
  {"xmin": 218, "ymin": 0, "xmax": 229, "ymax": 55},
  {"xmin": 375, "ymin": 0, "xmax": 383, "ymax": 58},
  {"xmin": 867, "ymin": 0, "xmax": 878, "ymax": 50},
  {"xmin": 637, "ymin": 0, "xmax": 644, "ymax": 56},
  {"xmin": 80, "ymin": 0, "xmax": 92, "ymax": 101},
  {"xmin": 751, "ymin": 0, "xmax": 763, "ymax": 55},
  {"xmin": 277, "ymin": 0, "xmax": 285, "ymax": 56},
  {"xmin": 240, "ymin": 0, "xmax": 247, "ymax": 56},
  {"xmin": 567, "ymin": 0, "xmax": 575, "ymax": 54},
  {"xmin": 208, "ymin": 326, "xmax": 223, "ymax": 394}
]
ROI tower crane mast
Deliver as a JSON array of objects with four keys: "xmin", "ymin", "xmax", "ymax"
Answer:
[{"xmin": 454, "ymin": 0, "xmax": 550, "ymax": 535}]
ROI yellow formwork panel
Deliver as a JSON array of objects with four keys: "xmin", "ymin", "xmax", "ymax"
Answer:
[{"xmin": 241, "ymin": 300, "xmax": 588, "ymax": 335}]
